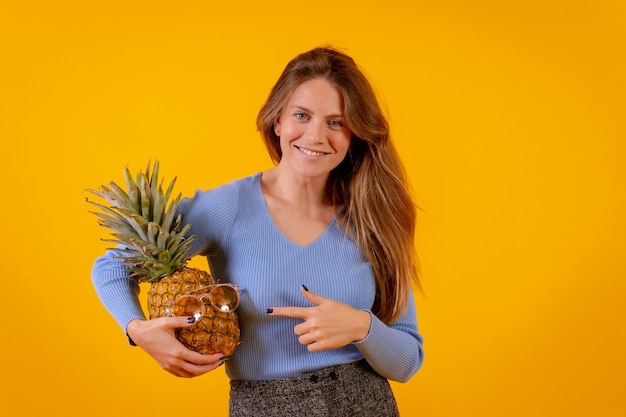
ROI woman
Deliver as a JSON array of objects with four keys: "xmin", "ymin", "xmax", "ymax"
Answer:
[{"xmin": 92, "ymin": 46, "xmax": 424, "ymax": 416}]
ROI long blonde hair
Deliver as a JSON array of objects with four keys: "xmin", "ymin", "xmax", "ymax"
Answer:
[{"xmin": 257, "ymin": 47, "xmax": 420, "ymax": 324}]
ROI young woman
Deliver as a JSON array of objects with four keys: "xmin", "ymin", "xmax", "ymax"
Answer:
[{"xmin": 92, "ymin": 46, "xmax": 424, "ymax": 416}]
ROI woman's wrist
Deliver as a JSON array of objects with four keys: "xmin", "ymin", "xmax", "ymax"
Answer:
[
  {"xmin": 125, "ymin": 318, "xmax": 145, "ymax": 346},
  {"xmin": 353, "ymin": 309, "xmax": 372, "ymax": 342}
]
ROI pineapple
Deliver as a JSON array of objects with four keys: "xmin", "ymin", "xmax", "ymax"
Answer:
[{"xmin": 87, "ymin": 161, "xmax": 240, "ymax": 356}]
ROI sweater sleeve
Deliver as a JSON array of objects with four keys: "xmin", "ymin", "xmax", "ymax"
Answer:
[
  {"xmin": 353, "ymin": 292, "xmax": 424, "ymax": 382},
  {"xmin": 91, "ymin": 249, "xmax": 145, "ymax": 336}
]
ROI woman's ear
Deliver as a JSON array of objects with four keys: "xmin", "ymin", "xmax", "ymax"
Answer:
[{"xmin": 273, "ymin": 117, "xmax": 281, "ymax": 137}]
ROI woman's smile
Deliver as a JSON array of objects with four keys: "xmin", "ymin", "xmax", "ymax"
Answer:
[{"xmin": 295, "ymin": 145, "xmax": 329, "ymax": 157}]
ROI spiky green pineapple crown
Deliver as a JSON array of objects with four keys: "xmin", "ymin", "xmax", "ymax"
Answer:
[{"xmin": 86, "ymin": 161, "xmax": 195, "ymax": 282}]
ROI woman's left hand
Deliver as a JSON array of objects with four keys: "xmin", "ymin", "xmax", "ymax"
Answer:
[{"xmin": 268, "ymin": 285, "xmax": 372, "ymax": 351}]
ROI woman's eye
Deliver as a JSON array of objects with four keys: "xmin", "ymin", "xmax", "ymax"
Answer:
[
  {"xmin": 329, "ymin": 120, "xmax": 343, "ymax": 127},
  {"xmin": 295, "ymin": 112, "xmax": 308, "ymax": 120}
]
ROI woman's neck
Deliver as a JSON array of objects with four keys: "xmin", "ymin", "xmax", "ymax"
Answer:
[{"xmin": 261, "ymin": 166, "xmax": 332, "ymax": 212}]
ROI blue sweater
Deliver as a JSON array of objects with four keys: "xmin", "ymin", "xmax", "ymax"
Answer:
[{"xmin": 92, "ymin": 173, "xmax": 424, "ymax": 382}]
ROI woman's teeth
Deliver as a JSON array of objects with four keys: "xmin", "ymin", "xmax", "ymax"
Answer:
[{"xmin": 298, "ymin": 147, "xmax": 325, "ymax": 157}]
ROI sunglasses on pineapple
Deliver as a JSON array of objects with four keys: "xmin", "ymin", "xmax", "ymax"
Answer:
[{"xmin": 163, "ymin": 284, "xmax": 240, "ymax": 320}]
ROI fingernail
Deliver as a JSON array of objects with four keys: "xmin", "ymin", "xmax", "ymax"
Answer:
[
  {"xmin": 187, "ymin": 317, "xmax": 196, "ymax": 324},
  {"xmin": 266, "ymin": 308, "xmax": 274, "ymax": 314},
  {"xmin": 218, "ymin": 361, "xmax": 225, "ymax": 367},
  {"xmin": 302, "ymin": 284, "xmax": 309, "ymax": 291}
]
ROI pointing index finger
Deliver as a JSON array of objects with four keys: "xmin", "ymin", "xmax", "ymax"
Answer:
[{"xmin": 267, "ymin": 306, "xmax": 310, "ymax": 319}]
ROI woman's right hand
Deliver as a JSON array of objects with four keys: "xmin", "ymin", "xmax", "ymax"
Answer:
[{"xmin": 126, "ymin": 317, "xmax": 225, "ymax": 378}]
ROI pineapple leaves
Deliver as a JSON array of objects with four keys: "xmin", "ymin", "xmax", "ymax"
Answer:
[
  {"xmin": 138, "ymin": 169, "xmax": 151, "ymax": 220},
  {"xmin": 149, "ymin": 160, "xmax": 160, "ymax": 219},
  {"xmin": 156, "ymin": 176, "xmax": 178, "ymax": 227},
  {"xmin": 86, "ymin": 160, "xmax": 196, "ymax": 283},
  {"xmin": 123, "ymin": 166, "xmax": 141, "ymax": 213}
]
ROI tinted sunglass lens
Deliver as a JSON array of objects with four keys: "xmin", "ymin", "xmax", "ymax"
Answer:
[
  {"xmin": 210, "ymin": 286, "xmax": 239, "ymax": 312},
  {"xmin": 173, "ymin": 295, "xmax": 204, "ymax": 320}
]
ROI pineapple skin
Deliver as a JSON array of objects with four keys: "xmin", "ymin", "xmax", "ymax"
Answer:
[{"xmin": 146, "ymin": 267, "xmax": 240, "ymax": 356}]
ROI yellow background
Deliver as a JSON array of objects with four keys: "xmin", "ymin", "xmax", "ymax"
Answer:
[{"xmin": 1, "ymin": 1, "xmax": 624, "ymax": 416}]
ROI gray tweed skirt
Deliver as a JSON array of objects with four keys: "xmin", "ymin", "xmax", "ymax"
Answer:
[{"xmin": 229, "ymin": 360, "xmax": 400, "ymax": 417}]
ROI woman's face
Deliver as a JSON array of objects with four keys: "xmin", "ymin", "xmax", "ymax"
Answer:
[{"xmin": 274, "ymin": 78, "xmax": 352, "ymax": 181}]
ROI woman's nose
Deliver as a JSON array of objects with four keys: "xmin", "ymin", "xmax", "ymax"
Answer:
[{"xmin": 305, "ymin": 121, "xmax": 325, "ymax": 143}]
